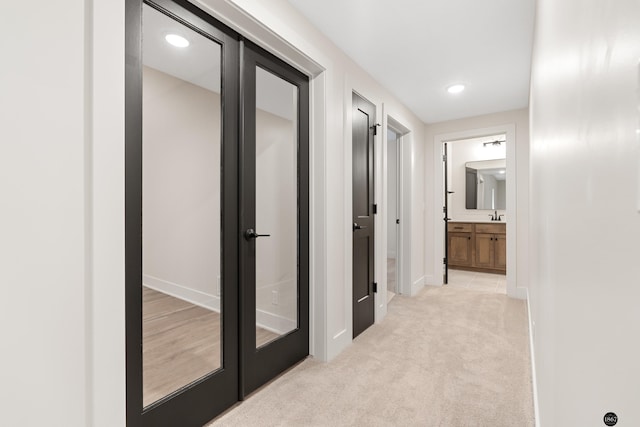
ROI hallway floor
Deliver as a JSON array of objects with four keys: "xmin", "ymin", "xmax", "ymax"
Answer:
[
  {"xmin": 207, "ymin": 284, "xmax": 534, "ymax": 426},
  {"xmin": 447, "ymin": 268, "xmax": 507, "ymax": 294}
]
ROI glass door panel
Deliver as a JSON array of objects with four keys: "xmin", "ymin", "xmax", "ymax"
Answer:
[
  {"xmin": 240, "ymin": 41, "xmax": 309, "ymax": 397},
  {"xmin": 142, "ymin": 4, "xmax": 223, "ymax": 406},
  {"xmin": 254, "ymin": 67, "xmax": 299, "ymax": 348}
]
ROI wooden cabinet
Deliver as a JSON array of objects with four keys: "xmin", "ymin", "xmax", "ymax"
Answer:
[
  {"xmin": 447, "ymin": 222, "xmax": 506, "ymax": 274},
  {"xmin": 494, "ymin": 234, "xmax": 506, "ymax": 270},
  {"xmin": 474, "ymin": 233, "xmax": 495, "ymax": 268},
  {"xmin": 448, "ymin": 232, "xmax": 472, "ymax": 267}
]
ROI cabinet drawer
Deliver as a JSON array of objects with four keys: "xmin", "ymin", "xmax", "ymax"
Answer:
[
  {"xmin": 475, "ymin": 223, "xmax": 506, "ymax": 234},
  {"xmin": 448, "ymin": 223, "xmax": 472, "ymax": 232}
]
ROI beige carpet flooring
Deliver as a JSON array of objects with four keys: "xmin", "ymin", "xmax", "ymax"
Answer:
[{"xmin": 207, "ymin": 285, "xmax": 534, "ymax": 426}]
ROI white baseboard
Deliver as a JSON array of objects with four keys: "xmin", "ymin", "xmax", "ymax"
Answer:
[
  {"xmin": 411, "ymin": 276, "xmax": 425, "ymax": 296},
  {"xmin": 143, "ymin": 274, "xmax": 219, "ymax": 312},
  {"xmin": 424, "ymin": 274, "xmax": 437, "ymax": 287},
  {"xmin": 525, "ymin": 288, "xmax": 540, "ymax": 427},
  {"xmin": 255, "ymin": 309, "xmax": 296, "ymax": 335},
  {"xmin": 144, "ymin": 274, "xmax": 297, "ymax": 335},
  {"xmin": 327, "ymin": 328, "xmax": 350, "ymax": 362}
]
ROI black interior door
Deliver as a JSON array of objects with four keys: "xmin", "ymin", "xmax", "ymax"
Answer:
[
  {"xmin": 239, "ymin": 40, "xmax": 310, "ymax": 396},
  {"xmin": 127, "ymin": 1, "xmax": 310, "ymax": 424},
  {"xmin": 352, "ymin": 92, "xmax": 375, "ymax": 339},
  {"xmin": 126, "ymin": 0, "xmax": 240, "ymax": 425}
]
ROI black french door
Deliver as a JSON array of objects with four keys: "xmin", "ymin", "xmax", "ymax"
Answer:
[
  {"xmin": 125, "ymin": 1, "xmax": 309, "ymax": 425},
  {"xmin": 239, "ymin": 41, "xmax": 310, "ymax": 396}
]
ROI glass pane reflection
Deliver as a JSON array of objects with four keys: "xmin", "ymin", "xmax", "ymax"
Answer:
[
  {"xmin": 142, "ymin": 4, "xmax": 222, "ymax": 406},
  {"xmin": 254, "ymin": 67, "xmax": 299, "ymax": 348}
]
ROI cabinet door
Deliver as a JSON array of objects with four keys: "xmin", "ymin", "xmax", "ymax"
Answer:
[
  {"xmin": 494, "ymin": 234, "xmax": 507, "ymax": 270},
  {"xmin": 475, "ymin": 233, "xmax": 494, "ymax": 268},
  {"xmin": 448, "ymin": 232, "xmax": 472, "ymax": 266}
]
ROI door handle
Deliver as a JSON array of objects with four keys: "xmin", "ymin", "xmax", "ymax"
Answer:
[
  {"xmin": 353, "ymin": 223, "xmax": 367, "ymax": 231},
  {"xmin": 244, "ymin": 228, "xmax": 271, "ymax": 240}
]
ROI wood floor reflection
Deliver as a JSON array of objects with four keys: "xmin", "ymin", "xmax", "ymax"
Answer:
[
  {"xmin": 142, "ymin": 287, "xmax": 278, "ymax": 406},
  {"xmin": 143, "ymin": 287, "xmax": 220, "ymax": 406}
]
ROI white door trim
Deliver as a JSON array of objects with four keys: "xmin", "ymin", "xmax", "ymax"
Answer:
[{"xmin": 433, "ymin": 124, "xmax": 524, "ymax": 299}]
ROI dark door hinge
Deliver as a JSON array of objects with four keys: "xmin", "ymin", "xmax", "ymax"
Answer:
[
  {"xmin": 443, "ymin": 257, "xmax": 447, "ymax": 264},
  {"xmin": 373, "ymin": 203, "xmax": 377, "ymax": 214},
  {"xmin": 371, "ymin": 123, "xmax": 380, "ymax": 136},
  {"xmin": 372, "ymin": 282, "xmax": 378, "ymax": 293}
]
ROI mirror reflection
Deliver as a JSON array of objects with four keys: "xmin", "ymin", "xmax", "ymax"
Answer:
[
  {"xmin": 255, "ymin": 66, "xmax": 299, "ymax": 348},
  {"xmin": 446, "ymin": 133, "xmax": 506, "ymax": 214},
  {"xmin": 142, "ymin": 4, "xmax": 222, "ymax": 406},
  {"xmin": 465, "ymin": 159, "xmax": 506, "ymax": 210}
]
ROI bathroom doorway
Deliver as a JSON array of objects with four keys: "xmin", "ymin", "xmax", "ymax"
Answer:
[{"xmin": 434, "ymin": 124, "xmax": 518, "ymax": 297}]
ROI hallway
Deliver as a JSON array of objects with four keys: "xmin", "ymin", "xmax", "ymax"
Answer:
[{"xmin": 208, "ymin": 285, "xmax": 534, "ymax": 426}]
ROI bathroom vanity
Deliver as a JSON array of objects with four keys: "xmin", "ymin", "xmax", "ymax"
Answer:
[{"xmin": 447, "ymin": 221, "xmax": 506, "ymax": 274}]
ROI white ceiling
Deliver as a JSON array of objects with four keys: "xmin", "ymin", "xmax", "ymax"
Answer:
[
  {"xmin": 287, "ymin": 0, "xmax": 536, "ymax": 124},
  {"xmin": 143, "ymin": 4, "xmax": 295, "ymax": 121}
]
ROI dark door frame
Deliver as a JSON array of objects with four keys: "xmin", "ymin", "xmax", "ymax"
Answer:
[
  {"xmin": 239, "ymin": 39, "xmax": 310, "ymax": 397},
  {"xmin": 126, "ymin": 1, "xmax": 240, "ymax": 424},
  {"xmin": 125, "ymin": 1, "xmax": 310, "ymax": 424},
  {"xmin": 351, "ymin": 92, "xmax": 376, "ymax": 339},
  {"xmin": 443, "ymin": 142, "xmax": 450, "ymax": 284}
]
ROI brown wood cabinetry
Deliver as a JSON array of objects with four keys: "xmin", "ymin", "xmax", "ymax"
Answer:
[
  {"xmin": 447, "ymin": 222, "xmax": 506, "ymax": 274},
  {"xmin": 449, "ymin": 232, "xmax": 472, "ymax": 266}
]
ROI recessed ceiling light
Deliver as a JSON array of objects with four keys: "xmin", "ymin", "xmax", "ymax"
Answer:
[
  {"xmin": 165, "ymin": 34, "xmax": 189, "ymax": 48},
  {"xmin": 447, "ymin": 84, "xmax": 465, "ymax": 94}
]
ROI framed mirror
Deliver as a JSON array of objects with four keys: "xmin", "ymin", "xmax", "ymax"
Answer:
[{"xmin": 465, "ymin": 158, "xmax": 506, "ymax": 210}]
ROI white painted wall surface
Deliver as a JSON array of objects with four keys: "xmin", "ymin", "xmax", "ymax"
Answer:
[
  {"xmin": 0, "ymin": 1, "xmax": 126, "ymax": 426},
  {"xmin": 0, "ymin": 3, "xmax": 87, "ymax": 425},
  {"xmin": 529, "ymin": 0, "xmax": 640, "ymax": 425},
  {"xmin": 143, "ymin": 66, "xmax": 222, "ymax": 307},
  {"xmin": 200, "ymin": 0, "xmax": 427, "ymax": 359},
  {"xmin": 1, "ymin": 0, "xmax": 428, "ymax": 423},
  {"xmin": 425, "ymin": 109, "xmax": 529, "ymax": 293},
  {"xmin": 255, "ymin": 106, "xmax": 297, "ymax": 330}
]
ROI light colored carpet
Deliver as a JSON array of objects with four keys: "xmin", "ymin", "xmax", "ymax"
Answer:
[{"xmin": 207, "ymin": 285, "xmax": 534, "ymax": 426}]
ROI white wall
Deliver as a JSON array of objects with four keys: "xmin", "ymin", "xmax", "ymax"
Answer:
[
  {"xmin": 203, "ymin": 0, "xmax": 428, "ymax": 359},
  {"xmin": 0, "ymin": 3, "xmax": 87, "ymax": 425},
  {"xmin": 1, "ymin": 0, "xmax": 429, "ymax": 423},
  {"xmin": 529, "ymin": 0, "xmax": 640, "ymax": 425},
  {"xmin": 255, "ymin": 106, "xmax": 297, "ymax": 330},
  {"xmin": 143, "ymin": 66, "xmax": 221, "ymax": 309},
  {"xmin": 425, "ymin": 109, "xmax": 529, "ymax": 294},
  {"xmin": 0, "ymin": 1, "xmax": 126, "ymax": 426}
]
